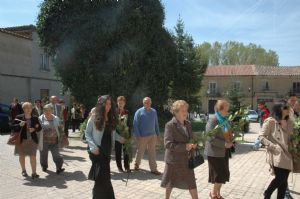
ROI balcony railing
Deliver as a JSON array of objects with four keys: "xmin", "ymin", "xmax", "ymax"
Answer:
[{"xmin": 207, "ymin": 90, "xmax": 221, "ymax": 97}]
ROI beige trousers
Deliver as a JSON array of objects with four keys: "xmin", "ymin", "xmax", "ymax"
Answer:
[{"xmin": 135, "ymin": 135, "xmax": 157, "ymax": 172}]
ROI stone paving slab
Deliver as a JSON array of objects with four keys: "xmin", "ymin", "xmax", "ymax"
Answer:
[{"xmin": 0, "ymin": 123, "xmax": 299, "ymax": 199}]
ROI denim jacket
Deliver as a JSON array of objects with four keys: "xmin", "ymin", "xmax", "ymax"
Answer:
[{"xmin": 85, "ymin": 115, "xmax": 123, "ymax": 153}]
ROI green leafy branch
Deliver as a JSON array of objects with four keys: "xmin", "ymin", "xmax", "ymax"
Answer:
[
  {"xmin": 290, "ymin": 118, "xmax": 300, "ymax": 155},
  {"xmin": 191, "ymin": 107, "xmax": 250, "ymax": 149},
  {"xmin": 116, "ymin": 115, "xmax": 133, "ymax": 163}
]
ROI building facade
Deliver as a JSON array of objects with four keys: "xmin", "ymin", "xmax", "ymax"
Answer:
[
  {"xmin": 0, "ymin": 25, "xmax": 67, "ymax": 105},
  {"xmin": 201, "ymin": 65, "xmax": 300, "ymax": 113}
]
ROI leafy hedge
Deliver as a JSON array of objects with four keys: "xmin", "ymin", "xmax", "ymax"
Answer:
[{"xmin": 191, "ymin": 121, "xmax": 206, "ymax": 132}]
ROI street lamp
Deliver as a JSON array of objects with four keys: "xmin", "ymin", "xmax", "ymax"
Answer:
[{"xmin": 206, "ymin": 89, "xmax": 210, "ymax": 114}]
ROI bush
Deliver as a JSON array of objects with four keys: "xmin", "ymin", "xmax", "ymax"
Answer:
[{"xmin": 191, "ymin": 121, "xmax": 206, "ymax": 132}]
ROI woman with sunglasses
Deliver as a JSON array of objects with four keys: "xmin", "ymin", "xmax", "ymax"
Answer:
[{"xmin": 260, "ymin": 101, "xmax": 294, "ymax": 199}]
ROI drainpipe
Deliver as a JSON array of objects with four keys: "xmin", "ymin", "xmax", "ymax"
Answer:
[{"xmin": 251, "ymin": 76, "xmax": 254, "ymax": 109}]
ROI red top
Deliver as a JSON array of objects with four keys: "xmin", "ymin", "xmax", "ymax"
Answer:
[{"xmin": 261, "ymin": 107, "xmax": 270, "ymax": 122}]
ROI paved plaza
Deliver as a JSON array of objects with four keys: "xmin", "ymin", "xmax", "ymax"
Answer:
[{"xmin": 0, "ymin": 123, "xmax": 299, "ymax": 199}]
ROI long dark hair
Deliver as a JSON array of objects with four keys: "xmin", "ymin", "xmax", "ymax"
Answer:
[
  {"xmin": 94, "ymin": 95, "xmax": 118, "ymax": 131},
  {"xmin": 272, "ymin": 100, "xmax": 290, "ymax": 121}
]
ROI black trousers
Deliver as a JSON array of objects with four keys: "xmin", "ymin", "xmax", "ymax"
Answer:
[
  {"xmin": 89, "ymin": 153, "xmax": 115, "ymax": 199},
  {"xmin": 115, "ymin": 141, "xmax": 129, "ymax": 170},
  {"xmin": 264, "ymin": 167, "xmax": 290, "ymax": 199},
  {"xmin": 64, "ymin": 121, "xmax": 69, "ymax": 137},
  {"xmin": 72, "ymin": 119, "xmax": 79, "ymax": 132}
]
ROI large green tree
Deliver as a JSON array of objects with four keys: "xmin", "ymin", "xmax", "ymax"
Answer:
[
  {"xmin": 37, "ymin": 0, "xmax": 176, "ymax": 111},
  {"xmin": 171, "ymin": 18, "xmax": 207, "ymax": 109},
  {"xmin": 196, "ymin": 41, "xmax": 279, "ymax": 66}
]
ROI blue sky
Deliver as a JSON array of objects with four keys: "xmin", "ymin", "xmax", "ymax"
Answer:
[{"xmin": 0, "ymin": 0, "xmax": 299, "ymax": 66}]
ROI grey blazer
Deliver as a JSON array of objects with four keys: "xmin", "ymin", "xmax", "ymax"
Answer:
[
  {"xmin": 204, "ymin": 115, "xmax": 226, "ymax": 157},
  {"xmin": 164, "ymin": 117, "xmax": 193, "ymax": 164},
  {"xmin": 52, "ymin": 103, "xmax": 62, "ymax": 117}
]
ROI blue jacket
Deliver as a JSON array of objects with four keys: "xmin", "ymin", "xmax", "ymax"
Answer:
[{"xmin": 133, "ymin": 107, "xmax": 160, "ymax": 137}]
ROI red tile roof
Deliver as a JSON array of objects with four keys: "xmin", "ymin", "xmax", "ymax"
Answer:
[
  {"xmin": 0, "ymin": 25, "xmax": 35, "ymax": 40},
  {"xmin": 205, "ymin": 65, "xmax": 300, "ymax": 76},
  {"xmin": 0, "ymin": 28, "xmax": 32, "ymax": 40},
  {"xmin": 205, "ymin": 65, "xmax": 255, "ymax": 76}
]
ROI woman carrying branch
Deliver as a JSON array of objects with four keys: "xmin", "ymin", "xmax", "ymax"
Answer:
[{"xmin": 204, "ymin": 100, "xmax": 233, "ymax": 199}]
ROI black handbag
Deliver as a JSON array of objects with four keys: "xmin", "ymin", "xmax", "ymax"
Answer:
[{"xmin": 188, "ymin": 148, "xmax": 204, "ymax": 169}]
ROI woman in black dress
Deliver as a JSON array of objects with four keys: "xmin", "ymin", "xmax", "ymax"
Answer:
[{"xmin": 85, "ymin": 95, "xmax": 124, "ymax": 199}]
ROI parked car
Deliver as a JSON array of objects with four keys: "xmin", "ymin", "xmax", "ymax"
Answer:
[
  {"xmin": 247, "ymin": 110, "xmax": 259, "ymax": 122},
  {"xmin": 0, "ymin": 103, "xmax": 10, "ymax": 133},
  {"xmin": 199, "ymin": 113, "xmax": 208, "ymax": 122}
]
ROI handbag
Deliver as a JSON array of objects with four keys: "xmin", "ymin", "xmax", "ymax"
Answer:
[
  {"xmin": 188, "ymin": 148, "xmax": 204, "ymax": 169},
  {"xmin": 7, "ymin": 127, "xmax": 23, "ymax": 145}
]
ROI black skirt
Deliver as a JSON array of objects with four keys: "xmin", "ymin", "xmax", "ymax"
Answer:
[
  {"xmin": 89, "ymin": 153, "xmax": 115, "ymax": 199},
  {"xmin": 207, "ymin": 151, "xmax": 230, "ymax": 184}
]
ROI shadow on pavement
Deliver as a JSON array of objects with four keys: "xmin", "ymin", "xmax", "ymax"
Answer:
[
  {"xmin": 66, "ymin": 145, "xmax": 88, "ymax": 151},
  {"xmin": 22, "ymin": 170, "xmax": 87, "ymax": 189},
  {"xmin": 63, "ymin": 154, "xmax": 87, "ymax": 162},
  {"xmin": 290, "ymin": 190, "xmax": 300, "ymax": 196},
  {"xmin": 110, "ymin": 169, "xmax": 162, "ymax": 183}
]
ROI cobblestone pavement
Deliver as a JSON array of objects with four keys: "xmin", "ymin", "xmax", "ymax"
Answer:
[{"xmin": 0, "ymin": 123, "xmax": 299, "ymax": 199}]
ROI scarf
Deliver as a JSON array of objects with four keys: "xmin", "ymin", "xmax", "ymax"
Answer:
[{"xmin": 215, "ymin": 111, "xmax": 231, "ymax": 133}]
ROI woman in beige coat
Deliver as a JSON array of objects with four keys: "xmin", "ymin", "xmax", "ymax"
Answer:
[{"xmin": 259, "ymin": 101, "xmax": 294, "ymax": 199}]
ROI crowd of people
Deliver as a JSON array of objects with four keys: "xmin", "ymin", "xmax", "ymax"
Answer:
[{"xmin": 8, "ymin": 93, "xmax": 300, "ymax": 199}]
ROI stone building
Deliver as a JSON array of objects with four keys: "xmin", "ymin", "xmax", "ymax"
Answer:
[
  {"xmin": 0, "ymin": 25, "xmax": 67, "ymax": 105},
  {"xmin": 201, "ymin": 65, "xmax": 300, "ymax": 113}
]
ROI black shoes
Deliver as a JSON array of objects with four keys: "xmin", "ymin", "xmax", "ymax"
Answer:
[
  {"xmin": 56, "ymin": 168, "xmax": 65, "ymax": 174},
  {"xmin": 118, "ymin": 167, "xmax": 124, "ymax": 172},
  {"xmin": 31, "ymin": 173, "xmax": 40, "ymax": 179},
  {"xmin": 125, "ymin": 167, "xmax": 131, "ymax": 173},
  {"xmin": 22, "ymin": 170, "xmax": 28, "ymax": 177}
]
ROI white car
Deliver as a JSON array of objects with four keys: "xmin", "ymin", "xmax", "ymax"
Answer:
[{"xmin": 247, "ymin": 110, "xmax": 259, "ymax": 122}]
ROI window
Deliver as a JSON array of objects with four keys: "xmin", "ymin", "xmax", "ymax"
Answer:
[
  {"xmin": 293, "ymin": 82, "xmax": 300, "ymax": 93},
  {"xmin": 40, "ymin": 54, "xmax": 50, "ymax": 71},
  {"xmin": 40, "ymin": 89, "xmax": 49, "ymax": 101},
  {"xmin": 262, "ymin": 81, "xmax": 270, "ymax": 91},
  {"xmin": 233, "ymin": 81, "xmax": 241, "ymax": 90},
  {"xmin": 208, "ymin": 82, "xmax": 217, "ymax": 94}
]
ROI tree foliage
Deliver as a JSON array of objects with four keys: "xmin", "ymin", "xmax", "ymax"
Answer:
[
  {"xmin": 196, "ymin": 41, "xmax": 279, "ymax": 66},
  {"xmin": 171, "ymin": 18, "xmax": 207, "ymax": 109},
  {"xmin": 37, "ymin": 0, "xmax": 176, "ymax": 111},
  {"xmin": 225, "ymin": 82, "xmax": 244, "ymax": 114}
]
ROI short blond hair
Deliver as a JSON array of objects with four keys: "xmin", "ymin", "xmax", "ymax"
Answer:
[
  {"xmin": 214, "ymin": 100, "xmax": 229, "ymax": 112},
  {"xmin": 43, "ymin": 104, "xmax": 53, "ymax": 111},
  {"xmin": 171, "ymin": 100, "xmax": 189, "ymax": 115},
  {"xmin": 22, "ymin": 102, "xmax": 32, "ymax": 109}
]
